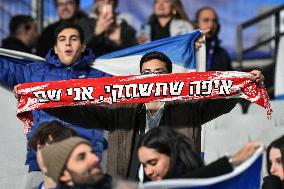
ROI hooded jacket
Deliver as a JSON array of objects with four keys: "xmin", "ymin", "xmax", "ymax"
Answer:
[{"xmin": 0, "ymin": 48, "xmax": 109, "ymax": 171}]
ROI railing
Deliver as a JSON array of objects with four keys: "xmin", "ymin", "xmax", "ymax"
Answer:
[{"xmin": 236, "ymin": 4, "xmax": 284, "ymax": 69}]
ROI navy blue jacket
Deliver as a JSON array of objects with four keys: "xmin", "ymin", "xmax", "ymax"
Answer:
[{"xmin": 0, "ymin": 48, "xmax": 109, "ymax": 171}]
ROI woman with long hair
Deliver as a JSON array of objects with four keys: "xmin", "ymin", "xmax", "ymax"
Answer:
[
  {"xmin": 138, "ymin": 126, "xmax": 260, "ymax": 182},
  {"xmin": 262, "ymin": 135, "xmax": 284, "ymax": 189},
  {"xmin": 138, "ymin": 0, "xmax": 194, "ymax": 44}
]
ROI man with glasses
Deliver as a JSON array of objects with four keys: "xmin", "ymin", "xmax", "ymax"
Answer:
[
  {"xmin": 44, "ymin": 51, "xmax": 264, "ymax": 182},
  {"xmin": 195, "ymin": 7, "xmax": 232, "ymax": 71}
]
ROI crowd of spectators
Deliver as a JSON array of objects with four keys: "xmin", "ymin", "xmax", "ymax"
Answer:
[{"xmin": 0, "ymin": 0, "xmax": 282, "ymax": 189}]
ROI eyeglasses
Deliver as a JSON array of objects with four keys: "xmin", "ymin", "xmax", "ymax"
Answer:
[{"xmin": 141, "ymin": 69, "xmax": 168, "ymax": 75}]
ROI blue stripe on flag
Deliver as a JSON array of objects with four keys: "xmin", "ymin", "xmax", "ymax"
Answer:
[{"xmin": 97, "ymin": 30, "xmax": 202, "ymax": 70}]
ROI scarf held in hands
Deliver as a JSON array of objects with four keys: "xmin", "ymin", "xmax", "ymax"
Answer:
[{"xmin": 16, "ymin": 71, "xmax": 272, "ymax": 134}]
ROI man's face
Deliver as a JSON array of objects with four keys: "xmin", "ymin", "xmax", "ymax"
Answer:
[
  {"xmin": 197, "ymin": 9, "xmax": 218, "ymax": 39},
  {"xmin": 26, "ymin": 22, "xmax": 39, "ymax": 47},
  {"xmin": 141, "ymin": 59, "xmax": 168, "ymax": 75},
  {"xmin": 54, "ymin": 28, "xmax": 85, "ymax": 66},
  {"xmin": 57, "ymin": 0, "xmax": 78, "ymax": 20},
  {"xmin": 62, "ymin": 143, "xmax": 102, "ymax": 185},
  {"xmin": 154, "ymin": 0, "xmax": 174, "ymax": 18}
]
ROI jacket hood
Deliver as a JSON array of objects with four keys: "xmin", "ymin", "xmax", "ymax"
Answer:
[{"xmin": 45, "ymin": 48, "xmax": 96, "ymax": 68}]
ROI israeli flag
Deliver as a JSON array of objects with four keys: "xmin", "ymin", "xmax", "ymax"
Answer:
[
  {"xmin": 0, "ymin": 30, "xmax": 204, "ymax": 76},
  {"xmin": 91, "ymin": 30, "xmax": 204, "ymax": 76},
  {"xmin": 142, "ymin": 147, "xmax": 264, "ymax": 189}
]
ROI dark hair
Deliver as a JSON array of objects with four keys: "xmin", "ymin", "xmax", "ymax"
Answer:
[
  {"xmin": 54, "ymin": 0, "xmax": 80, "ymax": 7},
  {"xmin": 194, "ymin": 6, "xmax": 220, "ymax": 35},
  {"xmin": 9, "ymin": 15, "xmax": 34, "ymax": 35},
  {"xmin": 140, "ymin": 51, "xmax": 173, "ymax": 73},
  {"xmin": 54, "ymin": 22, "xmax": 85, "ymax": 43},
  {"xmin": 138, "ymin": 127, "xmax": 204, "ymax": 179},
  {"xmin": 29, "ymin": 121, "xmax": 78, "ymax": 151},
  {"xmin": 266, "ymin": 135, "xmax": 284, "ymax": 175}
]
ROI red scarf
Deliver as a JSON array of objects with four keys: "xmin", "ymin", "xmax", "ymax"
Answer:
[{"xmin": 16, "ymin": 71, "xmax": 272, "ymax": 134}]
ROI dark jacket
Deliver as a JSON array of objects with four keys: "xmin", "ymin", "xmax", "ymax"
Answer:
[
  {"xmin": 143, "ymin": 156, "xmax": 233, "ymax": 182},
  {"xmin": 56, "ymin": 175, "xmax": 133, "ymax": 189},
  {"xmin": 1, "ymin": 37, "xmax": 32, "ymax": 53},
  {"xmin": 56, "ymin": 176, "xmax": 112, "ymax": 189},
  {"xmin": 206, "ymin": 38, "xmax": 233, "ymax": 71},
  {"xmin": 87, "ymin": 19, "xmax": 137, "ymax": 56},
  {"xmin": 45, "ymin": 98, "xmax": 238, "ymax": 178},
  {"xmin": 0, "ymin": 48, "xmax": 109, "ymax": 171},
  {"xmin": 182, "ymin": 157, "xmax": 233, "ymax": 178},
  {"xmin": 36, "ymin": 11, "xmax": 94, "ymax": 57},
  {"xmin": 262, "ymin": 175, "xmax": 284, "ymax": 189}
]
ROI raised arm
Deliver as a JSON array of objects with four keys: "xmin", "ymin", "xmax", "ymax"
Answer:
[
  {"xmin": 198, "ymin": 70, "xmax": 265, "ymax": 124},
  {"xmin": 0, "ymin": 55, "xmax": 32, "ymax": 88},
  {"xmin": 184, "ymin": 141, "xmax": 261, "ymax": 178},
  {"xmin": 198, "ymin": 98, "xmax": 239, "ymax": 125}
]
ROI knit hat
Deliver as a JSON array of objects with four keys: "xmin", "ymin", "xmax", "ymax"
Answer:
[{"xmin": 40, "ymin": 137, "xmax": 91, "ymax": 183}]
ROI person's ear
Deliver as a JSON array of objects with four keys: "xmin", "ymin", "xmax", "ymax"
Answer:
[
  {"xmin": 60, "ymin": 170, "xmax": 73, "ymax": 183},
  {"xmin": 54, "ymin": 45, "xmax": 58, "ymax": 54},
  {"xmin": 81, "ymin": 44, "xmax": 86, "ymax": 53},
  {"xmin": 41, "ymin": 165, "xmax": 48, "ymax": 174}
]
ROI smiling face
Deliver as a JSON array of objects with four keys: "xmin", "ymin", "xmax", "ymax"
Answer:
[
  {"xmin": 60, "ymin": 143, "xmax": 102, "ymax": 185},
  {"xmin": 54, "ymin": 28, "xmax": 85, "ymax": 66},
  {"xmin": 269, "ymin": 147, "xmax": 284, "ymax": 180},
  {"xmin": 138, "ymin": 146, "xmax": 170, "ymax": 181}
]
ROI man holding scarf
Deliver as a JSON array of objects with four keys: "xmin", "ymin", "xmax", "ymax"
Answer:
[{"xmin": 43, "ymin": 51, "xmax": 264, "ymax": 182}]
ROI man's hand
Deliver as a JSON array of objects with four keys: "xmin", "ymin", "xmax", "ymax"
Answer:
[
  {"xmin": 231, "ymin": 141, "xmax": 262, "ymax": 166},
  {"xmin": 195, "ymin": 29, "xmax": 210, "ymax": 50},
  {"xmin": 250, "ymin": 70, "xmax": 265, "ymax": 87}
]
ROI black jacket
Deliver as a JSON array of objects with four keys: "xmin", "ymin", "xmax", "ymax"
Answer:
[
  {"xmin": 87, "ymin": 19, "xmax": 137, "ymax": 56},
  {"xmin": 56, "ymin": 175, "xmax": 113, "ymax": 189},
  {"xmin": 1, "ymin": 37, "xmax": 32, "ymax": 53},
  {"xmin": 206, "ymin": 38, "xmax": 233, "ymax": 71},
  {"xmin": 182, "ymin": 157, "xmax": 233, "ymax": 178},
  {"xmin": 262, "ymin": 175, "xmax": 284, "ymax": 189},
  {"xmin": 36, "ymin": 11, "xmax": 94, "ymax": 58}
]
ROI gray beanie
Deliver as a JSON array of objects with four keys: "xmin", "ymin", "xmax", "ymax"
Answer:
[{"xmin": 40, "ymin": 137, "xmax": 91, "ymax": 183}]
